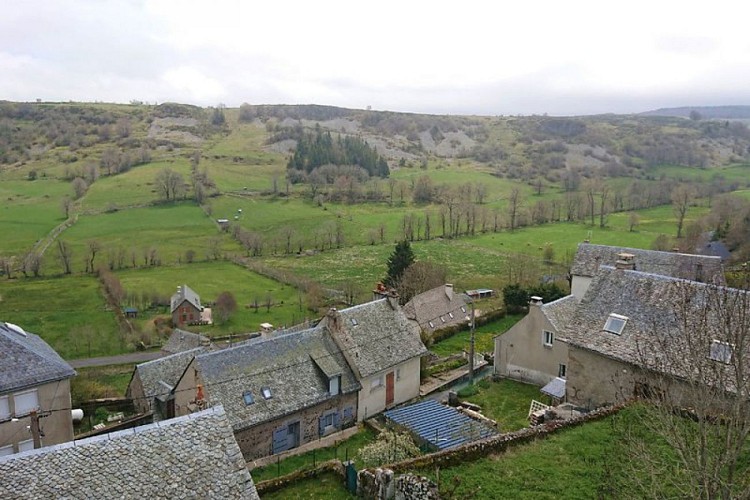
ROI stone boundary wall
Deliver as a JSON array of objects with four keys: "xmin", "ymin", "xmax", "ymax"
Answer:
[{"xmin": 255, "ymin": 460, "xmax": 344, "ymax": 495}]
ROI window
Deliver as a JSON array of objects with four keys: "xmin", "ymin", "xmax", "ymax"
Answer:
[
  {"xmin": 0, "ymin": 444, "xmax": 13, "ymax": 457},
  {"xmin": 322, "ymin": 413, "xmax": 334, "ymax": 428},
  {"xmin": 428, "ymin": 321, "xmax": 434, "ymax": 329},
  {"xmin": 709, "ymin": 340, "xmax": 733, "ymax": 364},
  {"xmin": 242, "ymin": 391, "xmax": 255, "ymax": 405},
  {"xmin": 0, "ymin": 396, "xmax": 9, "ymax": 421},
  {"xmin": 329, "ymin": 376, "xmax": 340, "ymax": 396},
  {"xmin": 543, "ymin": 330, "xmax": 554, "ymax": 346},
  {"xmin": 558, "ymin": 364, "xmax": 567, "ymax": 378},
  {"xmin": 603, "ymin": 314, "xmax": 628, "ymax": 335},
  {"xmin": 350, "ymin": 318, "xmax": 358, "ymax": 326},
  {"xmin": 261, "ymin": 387, "xmax": 272, "ymax": 400},
  {"xmin": 440, "ymin": 316, "xmax": 446, "ymax": 323},
  {"xmin": 371, "ymin": 375, "xmax": 384, "ymax": 392},
  {"xmin": 14, "ymin": 390, "xmax": 38, "ymax": 416},
  {"xmin": 448, "ymin": 312, "xmax": 454, "ymax": 319},
  {"xmin": 18, "ymin": 440, "xmax": 34, "ymax": 453}
]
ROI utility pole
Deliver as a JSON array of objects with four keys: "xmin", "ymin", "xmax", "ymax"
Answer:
[
  {"xmin": 468, "ymin": 297, "xmax": 476, "ymax": 382},
  {"xmin": 29, "ymin": 411, "xmax": 41, "ymax": 449}
]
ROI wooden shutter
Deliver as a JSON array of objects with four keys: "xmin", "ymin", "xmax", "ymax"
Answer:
[{"xmin": 272, "ymin": 427, "xmax": 288, "ymax": 454}]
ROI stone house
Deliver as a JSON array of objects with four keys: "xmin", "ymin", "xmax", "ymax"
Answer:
[
  {"xmin": 402, "ymin": 284, "xmax": 470, "ymax": 334},
  {"xmin": 0, "ymin": 322, "xmax": 76, "ymax": 456},
  {"xmin": 562, "ymin": 266, "xmax": 747, "ymax": 408},
  {"xmin": 161, "ymin": 328, "xmax": 210, "ymax": 354},
  {"xmin": 0, "ymin": 406, "xmax": 259, "ymax": 499},
  {"xmin": 325, "ymin": 298, "xmax": 428, "ymax": 421},
  {"xmin": 569, "ymin": 243, "xmax": 724, "ymax": 299},
  {"xmin": 494, "ymin": 295, "xmax": 577, "ymax": 387},
  {"xmin": 170, "ymin": 284, "xmax": 203, "ymax": 326},
  {"xmin": 173, "ymin": 326, "xmax": 361, "ymax": 460}
]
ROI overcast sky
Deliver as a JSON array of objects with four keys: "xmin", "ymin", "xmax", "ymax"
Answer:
[{"xmin": 2, "ymin": 1, "xmax": 748, "ymax": 116}]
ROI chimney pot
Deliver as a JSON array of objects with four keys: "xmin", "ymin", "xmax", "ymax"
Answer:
[
  {"xmin": 530, "ymin": 296, "xmax": 543, "ymax": 306},
  {"xmin": 615, "ymin": 252, "xmax": 636, "ymax": 270}
]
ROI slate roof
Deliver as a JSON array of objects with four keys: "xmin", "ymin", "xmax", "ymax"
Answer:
[
  {"xmin": 402, "ymin": 285, "xmax": 469, "ymax": 332},
  {"xmin": 541, "ymin": 377, "xmax": 567, "ymax": 399},
  {"xmin": 170, "ymin": 284, "xmax": 202, "ymax": 313},
  {"xmin": 570, "ymin": 243, "xmax": 724, "ymax": 284},
  {"xmin": 162, "ymin": 328, "xmax": 209, "ymax": 354},
  {"xmin": 385, "ymin": 399, "xmax": 498, "ymax": 450},
  {"xmin": 0, "ymin": 406, "xmax": 259, "ymax": 499},
  {"xmin": 540, "ymin": 295, "xmax": 577, "ymax": 333},
  {"xmin": 330, "ymin": 299, "xmax": 428, "ymax": 378},
  {"xmin": 195, "ymin": 327, "xmax": 360, "ymax": 431},
  {"xmin": 132, "ymin": 347, "xmax": 206, "ymax": 402},
  {"xmin": 562, "ymin": 266, "xmax": 748, "ymax": 377},
  {"xmin": 0, "ymin": 322, "xmax": 76, "ymax": 394}
]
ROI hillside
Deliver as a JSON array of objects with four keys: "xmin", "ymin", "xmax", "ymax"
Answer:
[{"xmin": 641, "ymin": 105, "xmax": 750, "ymax": 120}]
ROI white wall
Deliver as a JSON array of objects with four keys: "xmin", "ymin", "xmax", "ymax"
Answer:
[{"xmin": 357, "ymin": 357, "xmax": 421, "ymax": 421}]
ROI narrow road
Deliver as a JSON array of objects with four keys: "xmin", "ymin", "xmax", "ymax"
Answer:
[{"xmin": 68, "ymin": 350, "xmax": 164, "ymax": 368}]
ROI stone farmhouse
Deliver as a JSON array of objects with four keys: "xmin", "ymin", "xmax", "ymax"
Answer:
[
  {"xmin": 0, "ymin": 406, "xmax": 259, "ymax": 499},
  {"xmin": 402, "ymin": 284, "xmax": 470, "ymax": 334},
  {"xmin": 0, "ymin": 322, "xmax": 76, "ymax": 456}
]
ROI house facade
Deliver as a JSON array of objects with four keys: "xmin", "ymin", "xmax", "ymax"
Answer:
[
  {"xmin": 173, "ymin": 327, "xmax": 360, "ymax": 460},
  {"xmin": 494, "ymin": 295, "xmax": 576, "ymax": 386},
  {"xmin": 0, "ymin": 406, "xmax": 259, "ymax": 499},
  {"xmin": 569, "ymin": 243, "xmax": 724, "ymax": 299},
  {"xmin": 327, "ymin": 299, "xmax": 428, "ymax": 421},
  {"xmin": 170, "ymin": 284, "xmax": 203, "ymax": 326},
  {"xmin": 0, "ymin": 322, "xmax": 76, "ymax": 456}
]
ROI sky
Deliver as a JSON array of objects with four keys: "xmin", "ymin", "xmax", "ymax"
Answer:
[{"xmin": 1, "ymin": 0, "xmax": 749, "ymax": 116}]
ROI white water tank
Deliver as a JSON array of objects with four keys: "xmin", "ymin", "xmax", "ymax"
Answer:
[{"xmin": 71, "ymin": 409, "xmax": 84, "ymax": 422}]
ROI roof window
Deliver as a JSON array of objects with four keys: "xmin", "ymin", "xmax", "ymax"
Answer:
[
  {"xmin": 350, "ymin": 318, "xmax": 358, "ymax": 326},
  {"xmin": 709, "ymin": 340, "xmax": 733, "ymax": 364},
  {"xmin": 603, "ymin": 313, "xmax": 628, "ymax": 335},
  {"xmin": 261, "ymin": 387, "xmax": 272, "ymax": 400},
  {"xmin": 243, "ymin": 391, "xmax": 255, "ymax": 405}
]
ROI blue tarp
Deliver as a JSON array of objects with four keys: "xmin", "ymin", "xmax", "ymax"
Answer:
[{"xmin": 384, "ymin": 399, "xmax": 498, "ymax": 450}]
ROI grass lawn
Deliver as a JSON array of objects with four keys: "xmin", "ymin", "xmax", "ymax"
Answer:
[
  {"xmin": 430, "ymin": 314, "xmax": 523, "ymax": 357},
  {"xmin": 459, "ymin": 378, "xmax": 544, "ymax": 432},
  {"xmin": 252, "ymin": 426, "xmax": 377, "ymax": 483},
  {"xmin": 0, "ymin": 275, "xmax": 122, "ymax": 359},
  {"xmin": 71, "ymin": 364, "xmax": 135, "ymax": 405},
  {"xmin": 260, "ymin": 471, "xmax": 353, "ymax": 500},
  {"xmin": 116, "ymin": 261, "xmax": 309, "ymax": 337}
]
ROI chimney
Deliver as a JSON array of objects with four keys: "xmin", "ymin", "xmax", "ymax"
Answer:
[
  {"xmin": 327, "ymin": 307, "xmax": 342, "ymax": 333},
  {"xmin": 530, "ymin": 296, "xmax": 543, "ymax": 307},
  {"xmin": 386, "ymin": 290, "xmax": 399, "ymax": 310},
  {"xmin": 615, "ymin": 252, "xmax": 635, "ymax": 271},
  {"xmin": 445, "ymin": 283, "xmax": 454, "ymax": 300},
  {"xmin": 200, "ymin": 336, "xmax": 210, "ymax": 347}
]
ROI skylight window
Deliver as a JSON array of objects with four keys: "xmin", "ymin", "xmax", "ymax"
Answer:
[
  {"xmin": 261, "ymin": 387, "xmax": 272, "ymax": 400},
  {"xmin": 448, "ymin": 312, "xmax": 454, "ymax": 319},
  {"xmin": 603, "ymin": 314, "xmax": 628, "ymax": 335},
  {"xmin": 243, "ymin": 391, "xmax": 255, "ymax": 405},
  {"xmin": 709, "ymin": 340, "xmax": 733, "ymax": 364},
  {"xmin": 350, "ymin": 318, "xmax": 358, "ymax": 326},
  {"xmin": 460, "ymin": 306, "xmax": 466, "ymax": 313}
]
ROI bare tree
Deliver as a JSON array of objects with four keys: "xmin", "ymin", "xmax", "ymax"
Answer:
[
  {"xmin": 395, "ymin": 261, "xmax": 447, "ymax": 304},
  {"xmin": 507, "ymin": 187, "xmax": 522, "ymax": 232},
  {"xmin": 61, "ymin": 197, "xmax": 73, "ymax": 219},
  {"xmin": 628, "ymin": 212, "xmax": 640, "ymax": 232},
  {"xmin": 215, "ymin": 291, "xmax": 237, "ymax": 324},
  {"xmin": 672, "ymin": 184, "xmax": 696, "ymax": 239},
  {"xmin": 624, "ymin": 280, "xmax": 750, "ymax": 498},
  {"xmin": 71, "ymin": 177, "xmax": 88, "ymax": 199},
  {"xmin": 86, "ymin": 240, "xmax": 101, "ymax": 273},
  {"xmin": 57, "ymin": 240, "xmax": 73, "ymax": 274},
  {"xmin": 154, "ymin": 168, "xmax": 186, "ymax": 201}
]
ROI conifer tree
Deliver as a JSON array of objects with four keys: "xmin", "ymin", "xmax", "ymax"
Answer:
[{"xmin": 384, "ymin": 240, "xmax": 415, "ymax": 287}]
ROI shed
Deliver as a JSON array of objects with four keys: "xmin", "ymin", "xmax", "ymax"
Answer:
[
  {"xmin": 123, "ymin": 307, "xmax": 138, "ymax": 318},
  {"xmin": 465, "ymin": 289, "xmax": 494, "ymax": 299},
  {"xmin": 384, "ymin": 399, "xmax": 497, "ymax": 451}
]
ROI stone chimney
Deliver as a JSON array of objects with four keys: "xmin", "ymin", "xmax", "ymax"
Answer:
[
  {"xmin": 326, "ymin": 307, "xmax": 343, "ymax": 334},
  {"xmin": 530, "ymin": 296, "xmax": 543, "ymax": 307},
  {"xmin": 386, "ymin": 289, "xmax": 400, "ymax": 310},
  {"xmin": 615, "ymin": 252, "xmax": 635, "ymax": 271},
  {"xmin": 444, "ymin": 283, "xmax": 454, "ymax": 300}
]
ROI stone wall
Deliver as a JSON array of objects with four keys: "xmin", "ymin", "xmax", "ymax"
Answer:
[{"xmin": 357, "ymin": 469, "xmax": 439, "ymax": 500}]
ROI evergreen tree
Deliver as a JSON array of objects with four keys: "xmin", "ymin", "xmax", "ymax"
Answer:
[{"xmin": 384, "ymin": 240, "xmax": 415, "ymax": 287}]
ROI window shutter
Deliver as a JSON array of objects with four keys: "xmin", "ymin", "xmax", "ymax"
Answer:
[
  {"xmin": 318, "ymin": 415, "xmax": 325, "ymax": 436},
  {"xmin": 272, "ymin": 427, "xmax": 288, "ymax": 454},
  {"xmin": 0, "ymin": 396, "xmax": 9, "ymax": 420},
  {"xmin": 333, "ymin": 411, "xmax": 340, "ymax": 428},
  {"xmin": 343, "ymin": 406, "xmax": 353, "ymax": 421}
]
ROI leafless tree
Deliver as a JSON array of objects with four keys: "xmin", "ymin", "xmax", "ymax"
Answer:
[
  {"xmin": 72, "ymin": 177, "xmax": 88, "ymax": 199},
  {"xmin": 57, "ymin": 240, "xmax": 73, "ymax": 274},
  {"xmin": 672, "ymin": 184, "xmax": 696, "ymax": 239},
  {"xmin": 395, "ymin": 261, "xmax": 447, "ymax": 304},
  {"xmin": 61, "ymin": 197, "xmax": 73, "ymax": 219},
  {"xmin": 86, "ymin": 240, "xmax": 101, "ymax": 273},
  {"xmin": 628, "ymin": 212, "xmax": 640, "ymax": 232},
  {"xmin": 215, "ymin": 291, "xmax": 237, "ymax": 324},
  {"xmin": 507, "ymin": 187, "xmax": 522, "ymax": 231},
  {"xmin": 154, "ymin": 167, "xmax": 186, "ymax": 201},
  {"xmin": 620, "ymin": 279, "xmax": 750, "ymax": 498}
]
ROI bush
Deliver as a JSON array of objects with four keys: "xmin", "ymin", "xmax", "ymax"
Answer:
[{"xmin": 357, "ymin": 430, "xmax": 421, "ymax": 467}]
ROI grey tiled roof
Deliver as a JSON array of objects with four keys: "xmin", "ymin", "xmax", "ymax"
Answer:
[
  {"xmin": 162, "ymin": 328, "xmax": 209, "ymax": 354},
  {"xmin": 0, "ymin": 406, "xmax": 259, "ymax": 499},
  {"xmin": 541, "ymin": 295, "xmax": 577, "ymax": 333},
  {"xmin": 331, "ymin": 299, "xmax": 428, "ymax": 378},
  {"xmin": 132, "ymin": 347, "xmax": 206, "ymax": 401},
  {"xmin": 170, "ymin": 284, "xmax": 202, "ymax": 313},
  {"xmin": 402, "ymin": 285, "xmax": 469, "ymax": 331},
  {"xmin": 196, "ymin": 328, "xmax": 360, "ymax": 431},
  {"xmin": 570, "ymin": 243, "xmax": 724, "ymax": 283},
  {"xmin": 0, "ymin": 322, "xmax": 76, "ymax": 394}
]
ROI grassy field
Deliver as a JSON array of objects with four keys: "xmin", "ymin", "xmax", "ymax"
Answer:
[
  {"xmin": 0, "ymin": 275, "xmax": 121, "ymax": 359},
  {"xmin": 71, "ymin": 364, "xmax": 134, "ymax": 404},
  {"xmin": 459, "ymin": 378, "xmax": 545, "ymax": 432},
  {"xmin": 430, "ymin": 314, "xmax": 523, "ymax": 357},
  {"xmin": 116, "ymin": 261, "xmax": 309, "ymax": 336},
  {"xmin": 260, "ymin": 471, "xmax": 353, "ymax": 500}
]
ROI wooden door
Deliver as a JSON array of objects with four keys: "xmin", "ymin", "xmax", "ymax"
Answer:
[{"xmin": 385, "ymin": 371, "xmax": 395, "ymax": 407}]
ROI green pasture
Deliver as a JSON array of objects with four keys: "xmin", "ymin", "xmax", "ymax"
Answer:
[
  {"xmin": 116, "ymin": 261, "xmax": 308, "ymax": 335},
  {"xmin": 0, "ymin": 275, "xmax": 121, "ymax": 359},
  {"xmin": 48, "ymin": 202, "xmax": 240, "ymax": 273},
  {"xmin": 648, "ymin": 163, "xmax": 750, "ymax": 186},
  {"xmin": 0, "ymin": 178, "xmax": 72, "ymax": 255},
  {"xmin": 460, "ymin": 378, "xmax": 545, "ymax": 432},
  {"xmin": 430, "ymin": 314, "xmax": 523, "ymax": 357}
]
